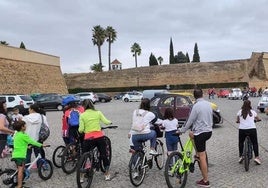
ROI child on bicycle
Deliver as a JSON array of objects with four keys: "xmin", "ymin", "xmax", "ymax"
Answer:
[
  {"xmin": 161, "ymin": 108, "xmax": 179, "ymax": 155},
  {"xmin": 12, "ymin": 120, "xmax": 45, "ymax": 188},
  {"xmin": 236, "ymin": 99, "xmax": 261, "ymax": 165}
]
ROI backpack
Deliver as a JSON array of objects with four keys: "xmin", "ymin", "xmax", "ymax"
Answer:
[
  {"xmin": 68, "ymin": 109, "xmax": 80, "ymax": 127},
  {"xmin": 131, "ymin": 110, "xmax": 148, "ymax": 132},
  {"xmin": 38, "ymin": 115, "xmax": 50, "ymax": 142}
]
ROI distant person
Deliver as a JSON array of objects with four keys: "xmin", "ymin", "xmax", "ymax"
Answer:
[
  {"xmin": 236, "ymin": 100, "xmax": 261, "ymax": 165},
  {"xmin": 11, "ymin": 107, "xmax": 23, "ymax": 123}
]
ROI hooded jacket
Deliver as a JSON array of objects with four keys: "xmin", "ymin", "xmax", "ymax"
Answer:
[{"xmin": 22, "ymin": 113, "xmax": 48, "ymax": 141}]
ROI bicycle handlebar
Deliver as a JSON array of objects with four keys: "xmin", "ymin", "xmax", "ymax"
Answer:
[{"xmin": 101, "ymin": 125, "xmax": 118, "ymax": 130}]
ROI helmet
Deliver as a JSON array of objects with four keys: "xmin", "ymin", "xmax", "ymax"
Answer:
[{"xmin": 62, "ymin": 95, "xmax": 79, "ymax": 106}]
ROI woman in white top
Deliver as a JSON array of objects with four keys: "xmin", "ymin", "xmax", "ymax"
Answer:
[
  {"xmin": 131, "ymin": 98, "xmax": 161, "ymax": 155},
  {"xmin": 236, "ymin": 100, "xmax": 261, "ymax": 165},
  {"xmin": 22, "ymin": 103, "xmax": 49, "ymax": 164}
]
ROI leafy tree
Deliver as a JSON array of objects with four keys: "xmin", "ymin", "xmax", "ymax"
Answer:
[
  {"xmin": 174, "ymin": 51, "xmax": 187, "ymax": 63},
  {"xmin": 105, "ymin": 26, "xmax": 117, "ymax": 71},
  {"xmin": 169, "ymin": 38, "xmax": 175, "ymax": 64},
  {"xmin": 90, "ymin": 63, "xmax": 104, "ymax": 72},
  {"xmin": 157, "ymin": 56, "xmax": 163, "ymax": 65},
  {"xmin": 186, "ymin": 52, "xmax": 190, "ymax": 62},
  {"xmin": 92, "ymin": 25, "xmax": 106, "ymax": 71},
  {"xmin": 192, "ymin": 43, "xmax": 200, "ymax": 62},
  {"xmin": 0, "ymin": 41, "xmax": 9, "ymax": 45},
  {"xmin": 149, "ymin": 53, "xmax": 158, "ymax": 66},
  {"xmin": 131, "ymin": 43, "xmax": 141, "ymax": 68},
  {"xmin": 20, "ymin": 41, "xmax": 26, "ymax": 49}
]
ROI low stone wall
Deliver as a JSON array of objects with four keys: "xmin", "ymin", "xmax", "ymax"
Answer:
[{"xmin": 65, "ymin": 52, "xmax": 268, "ymax": 90}]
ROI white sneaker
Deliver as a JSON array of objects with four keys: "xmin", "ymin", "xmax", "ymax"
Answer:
[
  {"xmin": 149, "ymin": 149, "xmax": 158, "ymax": 155},
  {"xmin": 105, "ymin": 174, "xmax": 111, "ymax": 181}
]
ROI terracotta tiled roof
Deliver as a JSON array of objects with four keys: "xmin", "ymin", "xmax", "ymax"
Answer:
[{"xmin": 111, "ymin": 59, "xmax": 121, "ymax": 65}]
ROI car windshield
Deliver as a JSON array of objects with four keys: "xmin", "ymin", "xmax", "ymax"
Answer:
[{"xmin": 19, "ymin": 95, "xmax": 33, "ymax": 101}]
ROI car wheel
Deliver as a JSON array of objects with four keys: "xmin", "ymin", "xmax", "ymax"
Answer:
[
  {"xmin": 260, "ymin": 108, "xmax": 265, "ymax": 113},
  {"xmin": 124, "ymin": 98, "xmax": 129, "ymax": 102},
  {"xmin": 57, "ymin": 104, "xmax": 63, "ymax": 111},
  {"xmin": 101, "ymin": 99, "xmax": 106, "ymax": 103}
]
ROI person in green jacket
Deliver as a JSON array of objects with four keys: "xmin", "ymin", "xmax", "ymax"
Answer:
[{"xmin": 12, "ymin": 120, "xmax": 44, "ymax": 188}]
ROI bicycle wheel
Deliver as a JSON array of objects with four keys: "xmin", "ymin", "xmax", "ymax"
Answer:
[
  {"xmin": 76, "ymin": 152, "xmax": 94, "ymax": 188},
  {"xmin": 38, "ymin": 159, "xmax": 53, "ymax": 180},
  {"xmin": 129, "ymin": 151, "xmax": 146, "ymax": 187},
  {"xmin": 61, "ymin": 143, "xmax": 80, "ymax": 174},
  {"xmin": 100, "ymin": 136, "xmax": 112, "ymax": 173},
  {"xmin": 155, "ymin": 140, "xmax": 164, "ymax": 169},
  {"xmin": 0, "ymin": 168, "xmax": 16, "ymax": 185},
  {"xmin": 52, "ymin": 145, "xmax": 65, "ymax": 168},
  {"xmin": 244, "ymin": 138, "xmax": 250, "ymax": 171},
  {"xmin": 164, "ymin": 151, "xmax": 188, "ymax": 188}
]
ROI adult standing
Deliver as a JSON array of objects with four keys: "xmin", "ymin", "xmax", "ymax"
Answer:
[
  {"xmin": 179, "ymin": 88, "xmax": 212, "ymax": 187},
  {"xmin": 78, "ymin": 99, "xmax": 112, "ymax": 181},
  {"xmin": 0, "ymin": 100, "xmax": 14, "ymax": 157},
  {"xmin": 236, "ymin": 100, "xmax": 261, "ymax": 164},
  {"xmin": 22, "ymin": 103, "xmax": 49, "ymax": 164}
]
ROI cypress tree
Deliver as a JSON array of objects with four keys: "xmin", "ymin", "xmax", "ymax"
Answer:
[
  {"xmin": 192, "ymin": 43, "xmax": 200, "ymax": 62},
  {"xmin": 149, "ymin": 53, "xmax": 158, "ymax": 66},
  {"xmin": 169, "ymin": 38, "xmax": 175, "ymax": 64},
  {"xmin": 20, "ymin": 42, "xmax": 26, "ymax": 49},
  {"xmin": 186, "ymin": 52, "xmax": 190, "ymax": 62}
]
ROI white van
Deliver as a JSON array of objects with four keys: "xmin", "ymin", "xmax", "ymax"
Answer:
[{"xmin": 142, "ymin": 89, "xmax": 169, "ymax": 100}]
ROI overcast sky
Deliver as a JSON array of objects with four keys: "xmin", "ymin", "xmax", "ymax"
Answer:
[{"xmin": 1, "ymin": 0, "xmax": 268, "ymax": 73}]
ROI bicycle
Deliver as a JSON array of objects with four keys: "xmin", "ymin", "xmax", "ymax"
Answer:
[
  {"xmin": 52, "ymin": 145, "xmax": 66, "ymax": 168},
  {"xmin": 164, "ymin": 133, "xmax": 202, "ymax": 188},
  {"xmin": 128, "ymin": 138, "xmax": 164, "ymax": 187},
  {"xmin": 0, "ymin": 145, "xmax": 53, "ymax": 187},
  {"xmin": 242, "ymin": 119, "xmax": 261, "ymax": 171},
  {"xmin": 61, "ymin": 131, "xmax": 83, "ymax": 174},
  {"xmin": 76, "ymin": 125, "xmax": 118, "ymax": 188}
]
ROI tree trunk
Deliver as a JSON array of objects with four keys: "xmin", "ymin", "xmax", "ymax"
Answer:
[
  {"xmin": 108, "ymin": 42, "xmax": 111, "ymax": 71},
  {"xmin": 98, "ymin": 45, "xmax": 102, "ymax": 71},
  {"xmin": 135, "ymin": 53, "xmax": 138, "ymax": 68}
]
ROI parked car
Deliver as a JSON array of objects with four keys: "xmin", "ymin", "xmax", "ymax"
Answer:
[
  {"xmin": 0, "ymin": 94, "xmax": 34, "ymax": 112},
  {"xmin": 122, "ymin": 91, "xmax": 143, "ymax": 102},
  {"xmin": 114, "ymin": 92, "xmax": 126, "ymax": 100},
  {"xmin": 150, "ymin": 93, "xmax": 222, "ymax": 126},
  {"xmin": 257, "ymin": 96, "xmax": 268, "ymax": 113},
  {"xmin": 61, "ymin": 94, "xmax": 81, "ymax": 105},
  {"xmin": 75, "ymin": 92, "xmax": 98, "ymax": 104},
  {"xmin": 228, "ymin": 88, "xmax": 243, "ymax": 100},
  {"xmin": 217, "ymin": 89, "xmax": 230, "ymax": 98},
  {"xmin": 35, "ymin": 94, "xmax": 63, "ymax": 111},
  {"xmin": 142, "ymin": 89, "xmax": 169, "ymax": 100},
  {"xmin": 96, "ymin": 93, "xmax": 112, "ymax": 103}
]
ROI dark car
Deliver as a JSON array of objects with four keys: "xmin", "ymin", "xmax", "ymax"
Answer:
[
  {"xmin": 150, "ymin": 94, "xmax": 193, "ymax": 125},
  {"xmin": 114, "ymin": 92, "xmax": 126, "ymax": 100},
  {"xmin": 150, "ymin": 93, "xmax": 222, "ymax": 126},
  {"xmin": 36, "ymin": 94, "xmax": 63, "ymax": 111},
  {"xmin": 96, "ymin": 93, "xmax": 112, "ymax": 103}
]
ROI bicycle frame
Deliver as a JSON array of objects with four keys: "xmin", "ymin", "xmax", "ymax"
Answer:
[{"xmin": 170, "ymin": 138, "xmax": 194, "ymax": 174}]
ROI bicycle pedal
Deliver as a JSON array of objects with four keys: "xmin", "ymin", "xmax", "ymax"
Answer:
[{"xmin": 189, "ymin": 163, "xmax": 195, "ymax": 173}]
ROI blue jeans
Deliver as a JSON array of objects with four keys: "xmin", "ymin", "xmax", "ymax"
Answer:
[{"xmin": 132, "ymin": 131, "xmax": 156, "ymax": 151}]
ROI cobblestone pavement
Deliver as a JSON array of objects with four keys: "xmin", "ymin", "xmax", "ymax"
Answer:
[{"xmin": 1, "ymin": 96, "xmax": 268, "ymax": 188}]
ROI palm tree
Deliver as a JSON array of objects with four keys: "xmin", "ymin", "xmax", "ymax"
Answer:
[
  {"xmin": 131, "ymin": 43, "xmax": 141, "ymax": 68},
  {"xmin": 90, "ymin": 63, "xmax": 104, "ymax": 72},
  {"xmin": 106, "ymin": 26, "xmax": 117, "ymax": 71},
  {"xmin": 157, "ymin": 56, "xmax": 163, "ymax": 65},
  {"xmin": 92, "ymin": 25, "xmax": 106, "ymax": 71},
  {"xmin": 0, "ymin": 41, "xmax": 9, "ymax": 45}
]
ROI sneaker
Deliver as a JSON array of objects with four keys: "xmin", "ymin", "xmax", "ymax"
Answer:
[
  {"xmin": 149, "ymin": 149, "xmax": 158, "ymax": 155},
  {"xmin": 238, "ymin": 157, "xmax": 244, "ymax": 164},
  {"xmin": 254, "ymin": 158, "xmax": 261, "ymax": 165},
  {"xmin": 105, "ymin": 174, "xmax": 111, "ymax": 181},
  {"xmin": 196, "ymin": 179, "xmax": 210, "ymax": 187}
]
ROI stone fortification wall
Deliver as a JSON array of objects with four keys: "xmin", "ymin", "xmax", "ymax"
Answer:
[
  {"xmin": 0, "ymin": 45, "xmax": 68, "ymax": 94},
  {"xmin": 65, "ymin": 52, "xmax": 268, "ymax": 90}
]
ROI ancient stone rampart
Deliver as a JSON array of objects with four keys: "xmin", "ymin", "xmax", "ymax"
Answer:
[
  {"xmin": 65, "ymin": 52, "xmax": 268, "ymax": 90},
  {"xmin": 0, "ymin": 45, "xmax": 68, "ymax": 94}
]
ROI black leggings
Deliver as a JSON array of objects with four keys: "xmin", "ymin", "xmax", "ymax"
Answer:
[
  {"xmin": 82, "ymin": 137, "xmax": 110, "ymax": 171},
  {"xmin": 0, "ymin": 134, "xmax": 7, "ymax": 156},
  {"xmin": 239, "ymin": 128, "xmax": 259, "ymax": 157}
]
